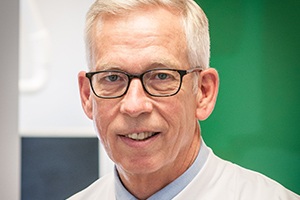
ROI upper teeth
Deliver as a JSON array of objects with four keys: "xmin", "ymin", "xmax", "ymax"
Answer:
[{"xmin": 125, "ymin": 132, "xmax": 156, "ymax": 141}]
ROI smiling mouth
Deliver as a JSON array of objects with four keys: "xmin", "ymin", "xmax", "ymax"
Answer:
[{"xmin": 124, "ymin": 132, "xmax": 158, "ymax": 141}]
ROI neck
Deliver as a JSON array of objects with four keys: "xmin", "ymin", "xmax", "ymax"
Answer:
[{"xmin": 117, "ymin": 125, "xmax": 201, "ymax": 200}]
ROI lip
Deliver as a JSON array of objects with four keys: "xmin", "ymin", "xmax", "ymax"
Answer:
[{"xmin": 119, "ymin": 132, "xmax": 160, "ymax": 148}]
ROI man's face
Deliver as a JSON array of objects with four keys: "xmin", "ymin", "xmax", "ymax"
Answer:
[{"xmin": 87, "ymin": 7, "xmax": 201, "ymax": 176}]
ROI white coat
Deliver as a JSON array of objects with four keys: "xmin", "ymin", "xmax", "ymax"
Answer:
[{"xmin": 68, "ymin": 146, "xmax": 299, "ymax": 200}]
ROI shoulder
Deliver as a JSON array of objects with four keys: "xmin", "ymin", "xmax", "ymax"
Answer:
[
  {"xmin": 209, "ymin": 148, "xmax": 299, "ymax": 199},
  {"xmin": 67, "ymin": 173, "xmax": 115, "ymax": 200},
  {"xmin": 175, "ymin": 147, "xmax": 299, "ymax": 200}
]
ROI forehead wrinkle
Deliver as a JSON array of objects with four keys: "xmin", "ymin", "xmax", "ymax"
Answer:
[
  {"xmin": 96, "ymin": 6, "xmax": 186, "ymax": 46},
  {"xmin": 98, "ymin": 20, "xmax": 184, "ymax": 50},
  {"xmin": 95, "ymin": 33, "xmax": 185, "ymax": 71},
  {"xmin": 93, "ymin": 6, "xmax": 188, "ymax": 71},
  {"xmin": 95, "ymin": 56, "xmax": 182, "ymax": 72}
]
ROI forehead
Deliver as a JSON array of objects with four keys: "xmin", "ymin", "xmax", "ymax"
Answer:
[
  {"xmin": 92, "ymin": 6, "xmax": 188, "ymax": 71},
  {"xmin": 97, "ymin": 5, "xmax": 184, "ymax": 35}
]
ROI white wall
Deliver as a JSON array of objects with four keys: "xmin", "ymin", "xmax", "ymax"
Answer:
[
  {"xmin": 19, "ymin": 0, "xmax": 95, "ymax": 137},
  {"xmin": 0, "ymin": 0, "xmax": 20, "ymax": 199},
  {"xmin": 19, "ymin": 0, "xmax": 114, "ymax": 177}
]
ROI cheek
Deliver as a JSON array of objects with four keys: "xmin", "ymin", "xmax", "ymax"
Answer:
[
  {"xmin": 160, "ymin": 94, "xmax": 197, "ymax": 132},
  {"xmin": 91, "ymin": 100, "xmax": 116, "ymax": 142},
  {"xmin": 171, "ymin": 91, "xmax": 197, "ymax": 115},
  {"xmin": 92, "ymin": 100, "xmax": 121, "ymax": 162},
  {"xmin": 172, "ymin": 96, "xmax": 197, "ymax": 139},
  {"xmin": 157, "ymin": 97, "xmax": 197, "ymax": 161}
]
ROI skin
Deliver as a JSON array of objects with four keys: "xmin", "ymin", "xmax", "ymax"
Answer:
[{"xmin": 79, "ymin": 6, "xmax": 219, "ymax": 200}]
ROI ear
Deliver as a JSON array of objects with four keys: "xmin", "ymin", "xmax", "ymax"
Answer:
[
  {"xmin": 78, "ymin": 71, "xmax": 93, "ymax": 120},
  {"xmin": 196, "ymin": 68, "xmax": 219, "ymax": 121}
]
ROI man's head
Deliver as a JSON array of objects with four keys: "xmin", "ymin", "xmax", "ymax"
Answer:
[
  {"xmin": 78, "ymin": 0, "xmax": 218, "ymax": 196},
  {"xmin": 84, "ymin": 0, "xmax": 210, "ymax": 70}
]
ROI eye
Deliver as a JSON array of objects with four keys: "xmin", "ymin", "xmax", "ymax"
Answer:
[
  {"xmin": 144, "ymin": 70, "xmax": 177, "ymax": 82},
  {"xmin": 100, "ymin": 71, "xmax": 127, "ymax": 83},
  {"xmin": 156, "ymin": 73, "xmax": 169, "ymax": 80},
  {"xmin": 105, "ymin": 74, "xmax": 120, "ymax": 82}
]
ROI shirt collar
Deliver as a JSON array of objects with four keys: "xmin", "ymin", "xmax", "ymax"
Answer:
[{"xmin": 114, "ymin": 138, "xmax": 209, "ymax": 200}]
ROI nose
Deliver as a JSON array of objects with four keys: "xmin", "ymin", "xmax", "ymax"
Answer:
[{"xmin": 120, "ymin": 79, "xmax": 153, "ymax": 117}]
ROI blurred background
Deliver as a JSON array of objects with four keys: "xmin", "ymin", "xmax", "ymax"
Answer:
[
  {"xmin": 1, "ymin": 0, "xmax": 299, "ymax": 199},
  {"xmin": 199, "ymin": 0, "xmax": 300, "ymax": 194}
]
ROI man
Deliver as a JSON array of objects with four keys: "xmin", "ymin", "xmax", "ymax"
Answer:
[{"xmin": 69, "ymin": 0, "xmax": 299, "ymax": 199}]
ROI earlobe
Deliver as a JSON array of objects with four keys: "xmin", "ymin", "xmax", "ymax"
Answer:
[
  {"xmin": 196, "ymin": 68, "xmax": 219, "ymax": 121},
  {"xmin": 78, "ymin": 71, "xmax": 93, "ymax": 120}
]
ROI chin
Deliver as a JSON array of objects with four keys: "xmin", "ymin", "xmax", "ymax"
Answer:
[{"xmin": 118, "ymin": 157, "xmax": 164, "ymax": 175}]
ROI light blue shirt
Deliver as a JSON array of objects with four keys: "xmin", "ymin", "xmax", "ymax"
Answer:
[{"xmin": 114, "ymin": 139, "xmax": 209, "ymax": 200}]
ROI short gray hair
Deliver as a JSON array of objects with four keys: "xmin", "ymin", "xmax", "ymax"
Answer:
[{"xmin": 85, "ymin": 0, "xmax": 210, "ymax": 70}]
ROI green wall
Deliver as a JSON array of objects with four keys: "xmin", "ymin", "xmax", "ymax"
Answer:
[{"xmin": 197, "ymin": 0, "xmax": 300, "ymax": 194}]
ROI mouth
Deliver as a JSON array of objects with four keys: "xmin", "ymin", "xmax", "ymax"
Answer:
[{"xmin": 124, "ymin": 132, "xmax": 159, "ymax": 141}]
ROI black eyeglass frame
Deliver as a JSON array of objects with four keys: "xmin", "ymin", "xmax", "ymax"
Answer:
[{"xmin": 85, "ymin": 68, "xmax": 202, "ymax": 99}]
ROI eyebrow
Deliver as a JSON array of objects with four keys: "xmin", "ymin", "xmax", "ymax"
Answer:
[
  {"xmin": 95, "ymin": 60, "xmax": 181, "ymax": 72},
  {"xmin": 148, "ymin": 61, "xmax": 180, "ymax": 69}
]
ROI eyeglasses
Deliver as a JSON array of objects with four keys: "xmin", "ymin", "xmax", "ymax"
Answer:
[{"xmin": 86, "ymin": 68, "xmax": 202, "ymax": 99}]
